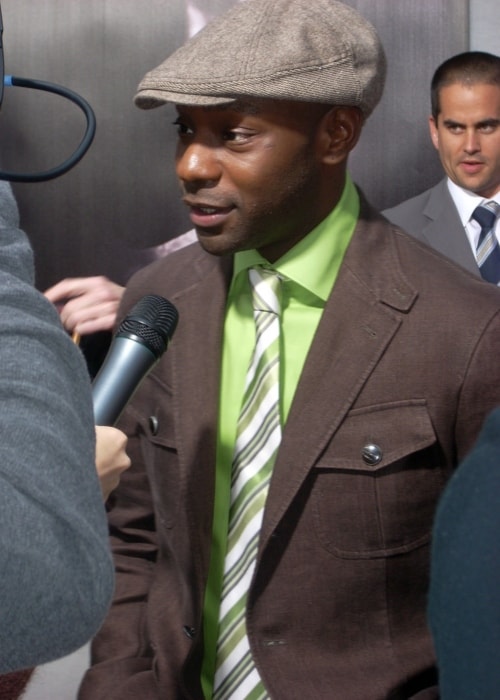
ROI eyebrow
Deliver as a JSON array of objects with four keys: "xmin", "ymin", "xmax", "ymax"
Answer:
[{"xmin": 442, "ymin": 117, "xmax": 500, "ymax": 129}]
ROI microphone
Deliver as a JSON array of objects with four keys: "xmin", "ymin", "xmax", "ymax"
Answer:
[{"xmin": 92, "ymin": 294, "xmax": 178, "ymax": 426}]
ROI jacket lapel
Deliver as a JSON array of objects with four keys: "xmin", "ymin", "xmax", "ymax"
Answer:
[
  {"xmin": 260, "ymin": 206, "xmax": 417, "ymax": 548},
  {"xmin": 421, "ymin": 179, "xmax": 479, "ymax": 276}
]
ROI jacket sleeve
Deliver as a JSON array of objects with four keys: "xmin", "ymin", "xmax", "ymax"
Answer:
[{"xmin": 0, "ymin": 181, "xmax": 114, "ymax": 673}]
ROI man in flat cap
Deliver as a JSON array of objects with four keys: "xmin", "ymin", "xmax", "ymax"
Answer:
[{"xmin": 80, "ymin": 1, "xmax": 500, "ymax": 698}]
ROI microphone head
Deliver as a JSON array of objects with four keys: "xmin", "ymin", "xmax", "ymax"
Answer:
[{"xmin": 117, "ymin": 294, "xmax": 178, "ymax": 359}]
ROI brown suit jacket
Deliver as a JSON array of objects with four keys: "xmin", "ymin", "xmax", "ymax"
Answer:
[{"xmin": 80, "ymin": 198, "xmax": 500, "ymax": 700}]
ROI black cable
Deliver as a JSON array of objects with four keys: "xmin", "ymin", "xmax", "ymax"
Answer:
[
  {"xmin": 0, "ymin": 5, "xmax": 4, "ymax": 108},
  {"xmin": 0, "ymin": 75, "xmax": 96, "ymax": 182}
]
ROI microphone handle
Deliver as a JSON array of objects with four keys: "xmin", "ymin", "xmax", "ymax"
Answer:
[{"xmin": 92, "ymin": 336, "xmax": 158, "ymax": 426}]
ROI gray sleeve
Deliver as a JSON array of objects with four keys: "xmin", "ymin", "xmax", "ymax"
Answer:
[{"xmin": 0, "ymin": 181, "xmax": 114, "ymax": 673}]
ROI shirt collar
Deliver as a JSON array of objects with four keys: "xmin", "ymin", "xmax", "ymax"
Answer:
[
  {"xmin": 447, "ymin": 178, "xmax": 500, "ymax": 226},
  {"xmin": 233, "ymin": 174, "xmax": 359, "ymax": 302}
]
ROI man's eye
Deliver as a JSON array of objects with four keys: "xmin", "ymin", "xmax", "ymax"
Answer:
[
  {"xmin": 172, "ymin": 119, "xmax": 192, "ymax": 135},
  {"xmin": 222, "ymin": 129, "xmax": 251, "ymax": 142}
]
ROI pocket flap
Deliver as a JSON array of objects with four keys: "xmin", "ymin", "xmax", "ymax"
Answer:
[{"xmin": 317, "ymin": 400, "xmax": 435, "ymax": 472}]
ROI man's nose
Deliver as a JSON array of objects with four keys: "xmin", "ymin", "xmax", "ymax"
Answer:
[
  {"xmin": 176, "ymin": 142, "xmax": 221, "ymax": 187},
  {"xmin": 463, "ymin": 129, "xmax": 480, "ymax": 154}
]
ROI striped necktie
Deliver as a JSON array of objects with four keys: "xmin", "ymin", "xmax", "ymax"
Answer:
[
  {"xmin": 213, "ymin": 267, "xmax": 282, "ymax": 700},
  {"xmin": 473, "ymin": 201, "xmax": 500, "ymax": 285}
]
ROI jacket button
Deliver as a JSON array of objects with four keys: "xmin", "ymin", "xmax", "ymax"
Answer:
[
  {"xmin": 361, "ymin": 443, "xmax": 382, "ymax": 466},
  {"xmin": 183, "ymin": 625, "xmax": 196, "ymax": 640},
  {"xmin": 149, "ymin": 416, "xmax": 159, "ymax": 435}
]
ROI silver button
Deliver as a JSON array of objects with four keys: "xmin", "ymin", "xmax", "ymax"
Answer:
[
  {"xmin": 361, "ymin": 443, "xmax": 382, "ymax": 466},
  {"xmin": 149, "ymin": 415, "xmax": 159, "ymax": 435}
]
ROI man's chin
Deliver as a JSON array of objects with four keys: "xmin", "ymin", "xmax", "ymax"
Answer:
[{"xmin": 195, "ymin": 230, "xmax": 238, "ymax": 257}]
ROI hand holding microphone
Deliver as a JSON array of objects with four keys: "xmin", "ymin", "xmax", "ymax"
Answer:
[{"xmin": 95, "ymin": 426, "xmax": 131, "ymax": 500}]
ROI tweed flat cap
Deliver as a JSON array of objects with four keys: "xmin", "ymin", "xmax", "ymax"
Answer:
[{"xmin": 135, "ymin": 0, "xmax": 386, "ymax": 118}]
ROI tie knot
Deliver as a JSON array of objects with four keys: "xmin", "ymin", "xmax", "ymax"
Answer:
[
  {"xmin": 472, "ymin": 201, "xmax": 500, "ymax": 232},
  {"xmin": 249, "ymin": 267, "xmax": 282, "ymax": 315}
]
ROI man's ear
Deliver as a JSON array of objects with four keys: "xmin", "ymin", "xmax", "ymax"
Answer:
[
  {"xmin": 319, "ymin": 107, "xmax": 364, "ymax": 165},
  {"xmin": 429, "ymin": 115, "xmax": 440, "ymax": 151}
]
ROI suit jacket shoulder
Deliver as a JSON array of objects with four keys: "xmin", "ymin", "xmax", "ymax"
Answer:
[
  {"xmin": 355, "ymin": 196, "xmax": 495, "ymax": 310},
  {"xmin": 117, "ymin": 239, "xmax": 232, "ymax": 322},
  {"xmin": 382, "ymin": 179, "xmax": 479, "ymax": 275},
  {"xmin": 382, "ymin": 181, "xmax": 444, "ymax": 236}
]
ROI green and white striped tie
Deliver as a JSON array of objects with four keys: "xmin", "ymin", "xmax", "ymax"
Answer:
[{"xmin": 213, "ymin": 267, "xmax": 282, "ymax": 700}]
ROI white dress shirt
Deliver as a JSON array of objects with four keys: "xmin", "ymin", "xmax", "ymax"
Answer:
[{"xmin": 447, "ymin": 178, "xmax": 500, "ymax": 255}]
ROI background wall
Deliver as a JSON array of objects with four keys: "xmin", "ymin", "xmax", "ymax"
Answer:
[
  {"xmin": 470, "ymin": 0, "xmax": 498, "ymax": 51},
  {"xmin": 0, "ymin": 0, "xmax": 470, "ymax": 292}
]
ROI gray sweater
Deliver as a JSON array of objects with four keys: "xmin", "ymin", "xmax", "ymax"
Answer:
[{"xmin": 0, "ymin": 181, "xmax": 113, "ymax": 672}]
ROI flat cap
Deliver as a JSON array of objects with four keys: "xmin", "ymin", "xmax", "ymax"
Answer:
[{"xmin": 135, "ymin": 0, "xmax": 386, "ymax": 118}]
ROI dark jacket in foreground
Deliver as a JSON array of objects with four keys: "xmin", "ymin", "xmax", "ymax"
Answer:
[
  {"xmin": 81, "ymin": 196, "xmax": 500, "ymax": 700},
  {"xmin": 429, "ymin": 406, "xmax": 500, "ymax": 700}
]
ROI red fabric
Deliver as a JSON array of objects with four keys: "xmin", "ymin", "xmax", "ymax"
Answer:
[{"xmin": 0, "ymin": 669, "xmax": 35, "ymax": 700}]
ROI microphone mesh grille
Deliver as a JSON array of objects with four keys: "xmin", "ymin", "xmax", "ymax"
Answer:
[{"xmin": 118, "ymin": 294, "xmax": 179, "ymax": 358}]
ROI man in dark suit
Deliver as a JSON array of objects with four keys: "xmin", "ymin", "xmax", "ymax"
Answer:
[
  {"xmin": 79, "ymin": 3, "xmax": 500, "ymax": 699},
  {"xmin": 384, "ymin": 51, "xmax": 500, "ymax": 279}
]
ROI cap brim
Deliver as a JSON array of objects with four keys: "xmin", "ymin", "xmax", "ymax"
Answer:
[{"xmin": 134, "ymin": 89, "xmax": 237, "ymax": 110}]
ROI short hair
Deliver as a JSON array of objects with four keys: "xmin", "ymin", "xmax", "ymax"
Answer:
[{"xmin": 430, "ymin": 51, "xmax": 500, "ymax": 120}]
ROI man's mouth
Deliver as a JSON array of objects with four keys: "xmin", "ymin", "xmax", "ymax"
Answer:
[
  {"xmin": 184, "ymin": 200, "xmax": 235, "ymax": 228},
  {"xmin": 460, "ymin": 159, "xmax": 485, "ymax": 175},
  {"xmin": 194, "ymin": 205, "xmax": 219, "ymax": 215}
]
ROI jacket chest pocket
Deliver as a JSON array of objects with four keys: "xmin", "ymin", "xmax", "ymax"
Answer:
[{"xmin": 310, "ymin": 400, "xmax": 447, "ymax": 559}]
